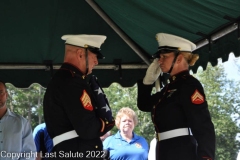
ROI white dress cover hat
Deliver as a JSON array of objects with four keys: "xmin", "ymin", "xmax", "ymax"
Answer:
[
  {"xmin": 153, "ymin": 33, "xmax": 196, "ymax": 58},
  {"xmin": 62, "ymin": 34, "xmax": 107, "ymax": 59}
]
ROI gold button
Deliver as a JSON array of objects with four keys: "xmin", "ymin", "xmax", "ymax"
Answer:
[
  {"xmin": 95, "ymin": 145, "xmax": 98, "ymax": 148},
  {"xmin": 106, "ymin": 121, "xmax": 109, "ymax": 124}
]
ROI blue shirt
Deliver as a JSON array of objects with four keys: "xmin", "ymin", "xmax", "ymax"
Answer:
[
  {"xmin": 32, "ymin": 123, "xmax": 53, "ymax": 153},
  {"xmin": 103, "ymin": 131, "xmax": 149, "ymax": 160},
  {"xmin": 0, "ymin": 109, "xmax": 36, "ymax": 160}
]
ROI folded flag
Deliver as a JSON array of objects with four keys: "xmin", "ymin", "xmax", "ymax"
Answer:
[{"xmin": 89, "ymin": 75, "xmax": 113, "ymax": 122}]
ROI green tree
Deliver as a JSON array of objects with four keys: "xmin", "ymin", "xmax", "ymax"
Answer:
[
  {"xmin": 103, "ymin": 83, "xmax": 155, "ymax": 143},
  {"xmin": 6, "ymin": 83, "xmax": 45, "ymax": 128},
  {"xmin": 194, "ymin": 63, "xmax": 240, "ymax": 160}
]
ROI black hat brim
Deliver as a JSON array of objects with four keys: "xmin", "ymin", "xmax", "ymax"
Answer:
[
  {"xmin": 88, "ymin": 49, "xmax": 105, "ymax": 59},
  {"xmin": 152, "ymin": 46, "xmax": 180, "ymax": 58}
]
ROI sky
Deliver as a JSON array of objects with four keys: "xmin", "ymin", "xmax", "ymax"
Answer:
[
  {"xmin": 223, "ymin": 53, "xmax": 240, "ymax": 160},
  {"xmin": 222, "ymin": 52, "xmax": 240, "ymax": 81}
]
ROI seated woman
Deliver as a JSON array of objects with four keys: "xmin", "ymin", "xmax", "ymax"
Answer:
[{"xmin": 103, "ymin": 107, "xmax": 148, "ymax": 160}]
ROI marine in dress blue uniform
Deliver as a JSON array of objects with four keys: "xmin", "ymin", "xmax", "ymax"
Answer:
[
  {"xmin": 43, "ymin": 35, "xmax": 115, "ymax": 160},
  {"xmin": 137, "ymin": 33, "xmax": 215, "ymax": 160}
]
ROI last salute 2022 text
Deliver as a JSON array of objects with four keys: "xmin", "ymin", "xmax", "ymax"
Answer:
[{"xmin": 41, "ymin": 151, "xmax": 106, "ymax": 158}]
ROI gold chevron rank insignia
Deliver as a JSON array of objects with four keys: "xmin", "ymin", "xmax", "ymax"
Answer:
[
  {"xmin": 191, "ymin": 89, "xmax": 204, "ymax": 104},
  {"xmin": 80, "ymin": 90, "xmax": 93, "ymax": 111}
]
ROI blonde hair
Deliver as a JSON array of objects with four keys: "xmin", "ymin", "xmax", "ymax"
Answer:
[
  {"xmin": 180, "ymin": 52, "xmax": 199, "ymax": 66},
  {"xmin": 115, "ymin": 107, "xmax": 138, "ymax": 129}
]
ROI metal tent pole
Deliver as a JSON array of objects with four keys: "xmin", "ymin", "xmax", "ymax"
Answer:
[
  {"xmin": 86, "ymin": 0, "xmax": 151, "ymax": 65},
  {"xmin": 195, "ymin": 23, "xmax": 238, "ymax": 50},
  {"xmin": 0, "ymin": 64, "xmax": 148, "ymax": 70}
]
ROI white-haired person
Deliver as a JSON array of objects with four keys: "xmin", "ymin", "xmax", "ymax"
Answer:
[
  {"xmin": 137, "ymin": 33, "xmax": 215, "ymax": 160},
  {"xmin": 103, "ymin": 107, "xmax": 148, "ymax": 160}
]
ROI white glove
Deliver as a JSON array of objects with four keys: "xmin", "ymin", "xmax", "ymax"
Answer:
[{"xmin": 143, "ymin": 58, "xmax": 162, "ymax": 85}]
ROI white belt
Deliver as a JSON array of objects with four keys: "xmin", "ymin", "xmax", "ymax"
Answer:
[
  {"xmin": 156, "ymin": 128, "xmax": 192, "ymax": 141},
  {"xmin": 53, "ymin": 130, "xmax": 78, "ymax": 146}
]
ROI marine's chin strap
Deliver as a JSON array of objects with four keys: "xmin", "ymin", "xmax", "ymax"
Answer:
[
  {"xmin": 84, "ymin": 48, "xmax": 89, "ymax": 75},
  {"xmin": 167, "ymin": 51, "xmax": 179, "ymax": 74}
]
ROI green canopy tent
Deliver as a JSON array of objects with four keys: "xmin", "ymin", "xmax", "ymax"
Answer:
[{"xmin": 0, "ymin": 0, "xmax": 239, "ymax": 88}]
